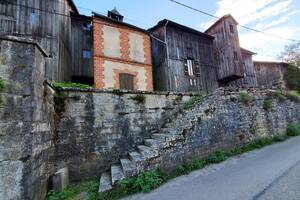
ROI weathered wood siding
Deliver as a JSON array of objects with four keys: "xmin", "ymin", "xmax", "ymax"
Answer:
[
  {"xmin": 254, "ymin": 62, "xmax": 287, "ymax": 88},
  {"xmin": 206, "ymin": 17, "xmax": 244, "ymax": 83},
  {"xmin": 150, "ymin": 23, "xmax": 218, "ymax": 93},
  {"xmin": 71, "ymin": 14, "xmax": 93, "ymax": 79},
  {"xmin": 0, "ymin": 0, "xmax": 76, "ymax": 81},
  {"xmin": 230, "ymin": 50, "xmax": 258, "ymax": 87}
]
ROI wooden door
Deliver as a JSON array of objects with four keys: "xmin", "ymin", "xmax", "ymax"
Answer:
[{"xmin": 119, "ymin": 73, "xmax": 134, "ymax": 90}]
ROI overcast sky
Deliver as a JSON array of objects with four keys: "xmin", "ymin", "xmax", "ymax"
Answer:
[{"xmin": 74, "ymin": 0, "xmax": 300, "ymax": 61}]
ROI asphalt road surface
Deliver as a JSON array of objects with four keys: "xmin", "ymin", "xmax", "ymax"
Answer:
[{"xmin": 123, "ymin": 136, "xmax": 300, "ymax": 200}]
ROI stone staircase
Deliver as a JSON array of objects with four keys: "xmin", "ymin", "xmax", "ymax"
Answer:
[{"xmin": 98, "ymin": 93, "xmax": 216, "ymax": 192}]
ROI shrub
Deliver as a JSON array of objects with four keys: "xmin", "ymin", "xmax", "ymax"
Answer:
[
  {"xmin": 284, "ymin": 65, "xmax": 300, "ymax": 93},
  {"xmin": 47, "ymin": 182, "xmax": 89, "ymax": 200},
  {"xmin": 175, "ymin": 95, "xmax": 183, "ymax": 102},
  {"xmin": 52, "ymin": 82, "xmax": 91, "ymax": 90},
  {"xmin": 286, "ymin": 90, "xmax": 300, "ymax": 102},
  {"xmin": 130, "ymin": 94, "xmax": 145, "ymax": 104},
  {"xmin": 239, "ymin": 91, "xmax": 252, "ymax": 105},
  {"xmin": 271, "ymin": 91, "xmax": 287, "ymax": 102},
  {"xmin": 286, "ymin": 123, "xmax": 300, "ymax": 137},
  {"xmin": 263, "ymin": 98, "xmax": 273, "ymax": 111},
  {"xmin": 0, "ymin": 78, "xmax": 5, "ymax": 92},
  {"xmin": 183, "ymin": 95, "xmax": 204, "ymax": 110}
]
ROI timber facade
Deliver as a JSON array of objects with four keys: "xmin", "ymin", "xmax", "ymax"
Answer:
[
  {"xmin": 149, "ymin": 20, "xmax": 218, "ymax": 93},
  {"xmin": 0, "ymin": 1, "xmax": 287, "ymax": 92},
  {"xmin": 0, "ymin": 0, "xmax": 78, "ymax": 81}
]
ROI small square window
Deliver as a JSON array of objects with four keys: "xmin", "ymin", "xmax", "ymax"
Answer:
[
  {"xmin": 83, "ymin": 22, "xmax": 92, "ymax": 31},
  {"xmin": 82, "ymin": 50, "xmax": 91, "ymax": 59}
]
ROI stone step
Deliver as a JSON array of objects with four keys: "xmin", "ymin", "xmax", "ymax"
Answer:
[
  {"xmin": 111, "ymin": 164, "xmax": 125, "ymax": 184},
  {"xmin": 120, "ymin": 158, "xmax": 137, "ymax": 177},
  {"xmin": 129, "ymin": 151, "xmax": 146, "ymax": 168},
  {"xmin": 137, "ymin": 145, "xmax": 159, "ymax": 159},
  {"xmin": 98, "ymin": 172, "xmax": 112, "ymax": 192},
  {"xmin": 151, "ymin": 133, "xmax": 180, "ymax": 142},
  {"xmin": 144, "ymin": 139, "xmax": 166, "ymax": 150}
]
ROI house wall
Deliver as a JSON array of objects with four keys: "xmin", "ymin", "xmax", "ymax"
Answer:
[
  {"xmin": 93, "ymin": 17, "xmax": 153, "ymax": 91},
  {"xmin": 205, "ymin": 17, "xmax": 245, "ymax": 83},
  {"xmin": 150, "ymin": 24, "xmax": 218, "ymax": 93},
  {"xmin": 254, "ymin": 62, "xmax": 287, "ymax": 88},
  {"xmin": 0, "ymin": 0, "xmax": 76, "ymax": 81}
]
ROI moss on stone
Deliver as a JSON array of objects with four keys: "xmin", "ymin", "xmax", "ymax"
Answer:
[
  {"xmin": 239, "ymin": 91, "xmax": 252, "ymax": 105},
  {"xmin": 130, "ymin": 94, "xmax": 145, "ymax": 104}
]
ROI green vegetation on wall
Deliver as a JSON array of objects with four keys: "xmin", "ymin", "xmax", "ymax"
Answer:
[
  {"xmin": 183, "ymin": 95, "xmax": 205, "ymax": 110},
  {"xmin": 52, "ymin": 82, "xmax": 92, "ymax": 90},
  {"xmin": 239, "ymin": 91, "xmax": 252, "ymax": 105},
  {"xmin": 286, "ymin": 90, "xmax": 300, "ymax": 102},
  {"xmin": 130, "ymin": 94, "xmax": 146, "ymax": 104},
  {"xmin": 48, "ymin": 122, "xmax": 300, "ymax": 200},
  {"xmin": 263, "ymin": 98, "xmax": 273, "ymax": 111}
]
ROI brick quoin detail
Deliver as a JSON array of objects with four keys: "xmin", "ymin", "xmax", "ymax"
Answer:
[{"xmin": 92, "ymin": 17, "xmax": 153, "ymax": 91}]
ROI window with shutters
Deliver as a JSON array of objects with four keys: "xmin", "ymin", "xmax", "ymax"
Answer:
[{"xmin": 119, "ymin": 73, "xmax": 135, "ymax": 90}]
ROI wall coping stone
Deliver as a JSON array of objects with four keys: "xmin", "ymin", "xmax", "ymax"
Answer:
[{"xmin": 0, "ymin": 35, "xmax": 49, "ymax": 57}]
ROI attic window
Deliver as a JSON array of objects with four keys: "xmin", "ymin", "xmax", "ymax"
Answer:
[{"xmin": 230, "ymin": 24, "xmax": 234, "ymax": 34}]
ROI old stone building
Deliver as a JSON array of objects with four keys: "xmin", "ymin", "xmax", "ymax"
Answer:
[
  {"xmin": 92, "ymin": 9, "xmax": 153, "ymax": 91},
  {"xmin": 254, "ymin": 61, "xmax": 288, "ymax": 88}
]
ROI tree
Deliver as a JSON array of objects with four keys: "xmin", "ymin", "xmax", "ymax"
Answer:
[
  {"xmin": 279, "ymin": 42, "xmax": 300, "ymax": 67},
  {"xmin": 280, "ymin": 42, "xmax": 300, "ymax": 92}
]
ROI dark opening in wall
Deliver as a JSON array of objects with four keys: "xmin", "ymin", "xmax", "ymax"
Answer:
[{"xmin": 71, "ymin": 76, "xmax": 94, "ymax": 86}]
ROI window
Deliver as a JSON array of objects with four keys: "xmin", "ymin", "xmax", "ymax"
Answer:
[
  {"xmin": 82, "ymin": 50, "xmax": 92, "ymax": 59},
  {"xmin": 83, "ymin": 22, "xmax": 92, "ymax": 31},
  {"xmin": 119, "ymin": 73, "xmax": 134, "ymax": 90},
  {"xmin": 230, "ymin": 24, "xmax": 234, "ymax": 34},
  {"xmin": 234, "ymin": 51, "xmax": 238, "ymax": 61},
  {"xmin": 187, "ymin": 59, "xmax": 194, "ymax": 76},
  {"xmin": 30, "ymin": 12, "xmax": 37, "ymax": 29}
]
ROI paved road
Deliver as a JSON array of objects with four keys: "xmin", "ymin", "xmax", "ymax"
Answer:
[{"xmin": 123, "ymin": 136, "xmax": 300, "ymax": 200}]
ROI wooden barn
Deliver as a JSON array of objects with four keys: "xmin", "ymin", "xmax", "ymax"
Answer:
[
  {"xmin": 149, "ymin": 19, "xmax": 218, "ymax": 93},
  {"xmin": 70, "ymin": 13, "xmax": 93, "ymax": 85},
  {"xmin": 254, "ymin": 61, "xmax": 288, "ymax": 88},
  {"xmin": 0, "ymin": 0, "xmax": 79, "ymax": 81},
  {"xmin": 229, "ymin": 48, "xmax": 258, "ymax": 87},
  {"xmin": 205, "ymin": 15, "xmax": 245, "ymax": 86}
]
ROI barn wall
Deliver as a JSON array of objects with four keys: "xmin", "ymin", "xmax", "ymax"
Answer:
[
  {"xmin": 206, "ymin": 17, "xmax": 244, "ymax": 82},
  {"xmin": 71, "ymin": 15, "xmax": 93, "ymax": 82},
  {"xmin": 254, "ymin": 62, "xmax": 287, "ymax": 88},
  {"xmin": 0, "ymin": 0, "xmax": 76, "ymax": 81},
  {"xmin": 230, "ymin": 51, "xmax": 258, "ymax": 87},
  {"xmin": 150, "ymin": 24, "xmax": 218, "ymax": 93}
]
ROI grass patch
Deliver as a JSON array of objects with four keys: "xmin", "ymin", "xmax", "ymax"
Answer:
[
  {"xmin": 54, "ymin": 123, "xmax": 300, "ymax": 200},
  {"xmin": 239, "ymin": 91, "xmax": 252, "ymax": 105},
  {"xmin": 47, "ymin": 182, "xmax": 89, "ymax": 200},
  {"xmin": 130, "ymin": 95, "xmax": 146, "ymax": 104},
  {"xmin": 52, "ymin": 82, "xmax": 92, "ymax": 90},
  {"xmin": 183, "ymin": 95, "xmax": 204, "ymax": 110},
  {"xmin": 286, "ymin": 123, "xmax": 300, "ymax": 137},
  {"xmin": 263, "ymin": 98, "xmax": 273, "ymax": 111},
  {"xmin": 284, "ymin": 65, "xmax": 300, "ymax": 93},
  {"xmin": 286, "ymin": 90, "xmax": 300, "ymax": 102}
]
